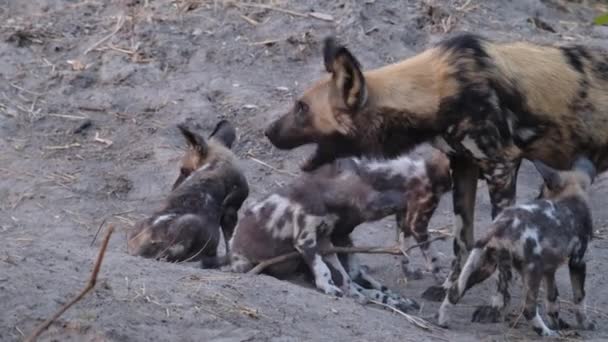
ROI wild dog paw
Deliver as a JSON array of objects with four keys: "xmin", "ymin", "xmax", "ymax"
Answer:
[
  {"xmin": 535, "ymin": 327, "xmax": 559, "ymax": 337},
  {"xmin": 471, "ymin": 305, "xmax": 502, "ymax": 323},
  {"xmin": 421, "ymin": 285, "xmax": 447, "ymax": 302},
  {"xmin": 395, "ymin": 298, "xmax": 420, "ymax": 312},
  {"xmin": 321, "ymin": 284, "xmax": 344, "ymax": 298},
  {"xmin": 548, "ymin": 317, "xmax": 571, "ymax": 330}
]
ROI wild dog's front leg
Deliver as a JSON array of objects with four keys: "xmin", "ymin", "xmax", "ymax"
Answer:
[
  {"xmin": 471, "ymin": 249, "xmax": 512, "ymax": 323},
  {"xmin": 483, "ymin": 159, "xmax": 520, "ymax": 220},
  {"xmin": 423, "ymin": 157, "xmax": 479, "ymax": 301},
  {"xmin": 220, "ymin": 184, "xmax": 249, "ymax": 254},
  {"xmin": 295, "ymin": 216, "xmax": 342, "ymax": 297},
  {"xmin": 333, "ymin": 235, "xmax": 419, "ymax": 311},
  {"xmin": 438, "ymin": 247, "xmax": 496, "ymax": 327},
  {"xmin": 317, "ymin": 238, "xmax": 367, "ymax": 304}
]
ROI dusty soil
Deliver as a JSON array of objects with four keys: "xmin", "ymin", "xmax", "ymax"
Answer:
[{"xmin": 3, "ymin": 0, "xmax": 608, "ymax": 341}]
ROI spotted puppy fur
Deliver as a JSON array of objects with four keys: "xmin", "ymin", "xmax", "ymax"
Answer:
[
  {"xmin": 226, "ymin": 150, "xmax": 450, "ymax": 311},
  {"xmin": 265, "ymin": 34, "xmax": 608, "ymax": 307},
  {"xmin": 127, "ymin": 120, "xmax": 249, "ymax": 266},
  {"xmin": 438, "ymin": 156, "xmax": 596, "ymax": 336}
]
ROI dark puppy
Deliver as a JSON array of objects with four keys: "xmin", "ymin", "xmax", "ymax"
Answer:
[{"xmin": 128, "ymin": 120, "xmax": 248, "ymax": 266}]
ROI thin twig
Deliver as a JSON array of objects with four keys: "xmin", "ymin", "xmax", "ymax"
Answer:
[
  {"xmin": 84, "ymin": 15, "xmax": 125, "ymax": 55},
  {"xmin": 237, "ymin": 3, "xmax": 307, "ymax": 18},
  {"xmin": 247, "ymin": 235, "xmax": 448, "ymax": 275},
  {"xmin": 247, "ymin": 155, "xmax": 298, "ymax": 177},
  {"xmin": 24, "ymin": 225, "xmax": 115, "ymax": 342},
  {"xmin": 90, "ymin": 218, "xmax": 107, "ymax": 247},
  {"xmin": 369, "ymin": 299, "xmax": 437, "ymax": 332}
]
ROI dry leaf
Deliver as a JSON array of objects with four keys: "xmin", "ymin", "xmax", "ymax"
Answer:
[{"xmin": 67, "ymin": 59, "xmax": 87, "ymax": 71}]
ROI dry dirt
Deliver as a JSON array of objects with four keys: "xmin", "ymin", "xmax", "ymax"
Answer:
[{"xmin": 3, "ymin": 0, "xmax": 608, "ymax": 341}]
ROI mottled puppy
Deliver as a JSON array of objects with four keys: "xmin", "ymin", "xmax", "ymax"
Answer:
[
  {"xmin": 128, "ymin": 120, "xmax": 249, "ymax": 266},
  {"xmin": 226, "ymin": 150, "xmax": 451, "ymax": 310},
  {"xmin": 438, "ymin": 157, "xmax": 596, "ymax": 336}
]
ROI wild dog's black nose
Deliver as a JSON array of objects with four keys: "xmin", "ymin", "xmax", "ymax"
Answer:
[{"xmin": 265, "ymin": 122, "xmax": 277, "ymax": 140}]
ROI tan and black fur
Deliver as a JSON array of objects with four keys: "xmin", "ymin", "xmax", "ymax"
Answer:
[
  {"xmin": 265, "ymin": 34, "xmax": 608, "ymax": 308},
  {"xmin": 127, "ymin": 120, "xmax": 249, "ymax": 266},
  {"xmin": 438, "ymin": 156, "xmax": 596, "ymax": 336}
]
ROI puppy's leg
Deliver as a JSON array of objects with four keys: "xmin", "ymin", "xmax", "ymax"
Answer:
[
  {"xmin": 400, "ymin": 192, "xmax": 442, "ymax": 282},
  {"xmin": 471, "ymin": 249, "xmax": 511, "ymax": 323},
  {"xmin": 396, "ymin": 213, "xmax": 422, "ymax": 280},
  {"xmin": 223, "ymin": 253, "xmax": 254, "ymax": 273},
  {"xmin": 569, "ymin": 259, "xmax": 595, "ymax": 330},
  {"xmin": 333, "ymin": 235, "xmax": 419, "ymax": 311},
  {"xmin": 544, "ymin": 271, "xmax": 570, "ymax": 330},
  {"xmin": 319, "ymin": 238, "xmax": 367, "ymax": 304},
  {"xmin": 438, "ymin": 247, "xmax": 496, "ymax": 328},
  {"xmin": 523, "ymin": 260, "xmax": 557, "ymax": 337},
  {"xmin": 295, "ymin": 214, "xmax": 342, "ymax": 297}
]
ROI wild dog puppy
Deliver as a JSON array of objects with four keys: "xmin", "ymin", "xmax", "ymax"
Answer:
[
  {"xmin": 437, "ymin": 156, "xmax": 596, "ymax": 336},
  {"xmin": 264, "ymin": 34, "xmax": 608, "ymax": 308},
  {"xmin": 128, "ymin": 120, "xmax": 249, "ymax": 266},
  {"xmin": 226, "ymin": 151, "xmax": 450, "ymax": 311}
]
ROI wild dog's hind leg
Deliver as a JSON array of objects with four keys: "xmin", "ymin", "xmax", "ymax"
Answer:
[
  {"xmin": 396, "ymin": 213, "xmax": 422, "ymax": 280},
  {"xmin": 424, "ymin": 157, "xmax": 479, "ymax": 301},
  {"xmin": 569, "ymin": 258, "xmax": 595, "ymax": 330},
  {"xmin": 399, "ymin": 190, "xmax": 442, "ymax": 282},
  {"xmin": 544, "ymin": 270, "xmax": 570, "ymax": 330},
  {"xmin": 523, "ymin": 259, "xmax": 557, "ymax": 337},
  {"xmin": 294, "ymin": 213, "xmax": 342, "ymax": 297}
]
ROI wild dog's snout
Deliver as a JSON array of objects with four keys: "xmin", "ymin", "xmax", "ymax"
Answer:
[{"xmin": 264, "ymin": 121, "xmax": 278, "ymax": 141}]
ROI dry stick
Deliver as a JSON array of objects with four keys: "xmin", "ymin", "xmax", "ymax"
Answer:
[
  {"xmin": 247, "ymin": 235, "xmax": 448, "ymax": 275},
  {"xmin": 369, "ymin": 299, "xmax": 436, "ymax": 332},
  {"xmin": 237, "ymin": 3, "xmax": 307, "ymax": 18},
  {"xmin": 247, "ymin": 155, "xmax": 298, "ymax": 177},
  {"xmin": 84, "ymin": 15, "xmax": 125, "ymax": 55},
  {"xmin": 24, "ymin": 225, "xmax": 115, "ymax": 342}
]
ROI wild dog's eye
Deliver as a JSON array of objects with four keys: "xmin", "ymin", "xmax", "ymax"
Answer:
[{"xmin": 180, "ymin": 167, "xmax": 190, "ymax": 176}]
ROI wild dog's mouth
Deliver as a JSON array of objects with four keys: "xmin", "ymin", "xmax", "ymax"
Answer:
[{"xmin": 300, "ymin": 136, "xmax": 360, "ymax": 172}]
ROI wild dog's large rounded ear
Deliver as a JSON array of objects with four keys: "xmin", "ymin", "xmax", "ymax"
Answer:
[
  {"xmin": 209, "ymin": 119, "xmax": 237, "ymax": 149},
  {"xmin": 322, "ymin": 36, "xmax": 368, "ymax": 111},
  {"xmin": 573, "ymin": 156, "xmax": 596, "ymax": 183},
  {"xmin": 533, "ymin": 160, "xmax": 562, "ymax": 190},
  {"xmin": 177, "ymin": 123, "xmax": 208, "ymax": 154}
]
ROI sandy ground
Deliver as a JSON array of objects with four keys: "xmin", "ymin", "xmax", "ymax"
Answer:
[{"xmin": 2, "ymin": 0, "xmax": 608, "ymax": 341}]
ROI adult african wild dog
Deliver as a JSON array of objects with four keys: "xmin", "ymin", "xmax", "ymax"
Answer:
[
  {"xmin": 438, "ymin": 156, "xmax": 596, "ymax": 336},
  {"xmin": 225, "ymin": 150, "xmax": 451, "ymax": 311},
  {"xmin": 264, "ymin": 33, "xmax": 608, "ymax": 312},
  {"xmin": 128, "ymin": 120, "xmax": 249, "ymax": 266}
]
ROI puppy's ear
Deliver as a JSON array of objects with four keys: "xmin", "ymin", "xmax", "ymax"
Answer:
[
  {"xmin": 323, "ymin": 37, "xmax": 368, "ymax": 111},
  {"xmin": 178, "ymin": 124, "xmax": 208, "ymax": 154},
  {"xmin": 573, "ymin": 156, "xmax": 596, "ymax": 183},
  {"xmin": 209, "ymin": 120, "xmax": 237, "ymax": 149},
  {"xmin": 533, "ymin": 160, "xmax": 562, "ymax": 191}
]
